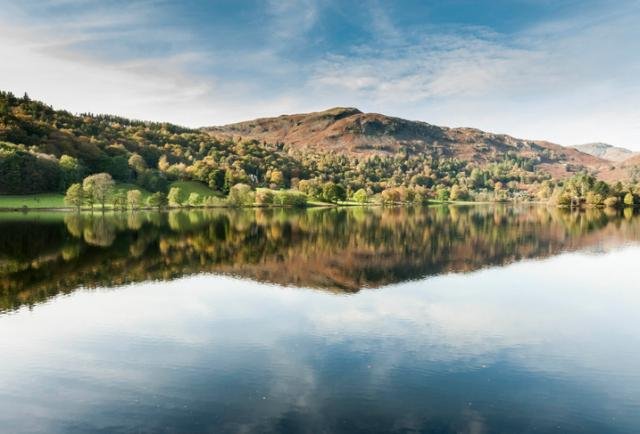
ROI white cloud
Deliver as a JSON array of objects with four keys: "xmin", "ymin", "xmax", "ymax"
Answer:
[
  {"xmin": 0, "ymin": 0, "xmax": 638, "ymax": 149},
  {"xmin": 307, "ymin": 6, "xmax": 640, "ymax": 149}
]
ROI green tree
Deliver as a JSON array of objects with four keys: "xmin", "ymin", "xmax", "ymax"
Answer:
[
  {"xmin": 147, "ymin": 192, "xmax": 167, "ymax": 208},
  {"xmin": 187, "ymin": 192, "xmax": 201, "ymax": 207},
  {"xmin": 59, "ymin": 155, "xmax": 85, "ymax": 190},
  {"xmin": 64, "ymin": 183, "xmax": 83, "ymax": 211},
  {"xmin": 83, "ymin": 173, "xmax": 115, "ymax": 211},
  {"xmin": 322, "ymin": 182, "xmax": 346, "ymax": 203},
  {"xmin": 353, "ymin": 188, "xmax": 368, "ymax": 204},
  {"xmin": 436, "ymin": 186, "xmax": 450, "ymax": 202}
]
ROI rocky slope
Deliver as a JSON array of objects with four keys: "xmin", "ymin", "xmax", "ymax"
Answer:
[
  {"xmin": 573, "ymin": 142, "xmax": 636, "ymax": 162},
  {"xmin": 206, "ymin": 107, "xmax": 614, "ymax": 180}
]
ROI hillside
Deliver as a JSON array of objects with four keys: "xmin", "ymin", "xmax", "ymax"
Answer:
[
  {"xmin": 573, "ymin": 142, "xmax": 636, "ymax": 162},
  {"xmin": 623, "ymin": 154, "xmax": 640, "ymax": 167},
  {"xmin": 207, "ymin": 107, "xmax": 612, "ymax": 179},
  {"xmin": 1, "ymin": 90, "xmax": 636, "ymax": 205}
]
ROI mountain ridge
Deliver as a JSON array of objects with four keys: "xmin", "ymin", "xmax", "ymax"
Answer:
[{"xmin": 205, "ymin": 107, "xmax": 614, "ymax": 180}]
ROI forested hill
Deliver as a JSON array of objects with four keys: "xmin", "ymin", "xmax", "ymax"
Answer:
[
  {"xmin": 207, "ymin": 107, "xmax": 621, "ymax": 180},
  {"xmin": 0, "ymin": 90, "xmax": 637, "ymax": 202}
]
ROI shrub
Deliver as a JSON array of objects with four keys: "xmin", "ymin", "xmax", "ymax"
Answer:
[
  {"xmin": 255, "ymin": 189, "xmax": 275, "ymax": 206},
  {"xmin": 275, "ymin": 190, "xmax": 308, "ymax": 207}
]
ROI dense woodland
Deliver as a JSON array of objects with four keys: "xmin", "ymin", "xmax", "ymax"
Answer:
[{"xmin": 1, "ymin": 91, "xmax": 638, "ymax": 207}]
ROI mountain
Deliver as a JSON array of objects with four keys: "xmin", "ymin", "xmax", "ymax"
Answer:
[
  {"xmin": 573, "ymin": 142, "xmax": 636, "ymax": 162},
  {"xmin": 206, "ymin": 107, "xmax": 612, "ymax": 180},
  {"xmin": 622, "ymin": 154, "xmax": 640, "ymax": 167}
]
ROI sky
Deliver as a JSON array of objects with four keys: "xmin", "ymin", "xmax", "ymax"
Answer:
[{"xmin": 0, "ymin": 0, "xmax": 639, "ymax": 149}]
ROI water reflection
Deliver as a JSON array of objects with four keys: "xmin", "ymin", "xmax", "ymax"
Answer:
[
  {"xmin": 1, "ymin": 205, "xmax": 639, "ymax": 312},
  {"xmin": 1, "ymin": 206, "xmax": 640, "ymax": 433},
  {"xmin": 1, "ymin": 252, "xmax": 639, "ymax": 433}
]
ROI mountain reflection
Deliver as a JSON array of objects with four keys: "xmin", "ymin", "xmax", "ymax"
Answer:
[{"xmin": 1, "ymin": 205, "xmax": 639, "ymax": 312}]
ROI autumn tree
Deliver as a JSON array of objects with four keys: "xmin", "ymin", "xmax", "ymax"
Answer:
[
  {"xmin": 127, "ymin": 189, "xmax": 142, "ymax": 209},
  {"xmin": 228, "ymin": 183, "xmax": 254, "ymax": 207}
]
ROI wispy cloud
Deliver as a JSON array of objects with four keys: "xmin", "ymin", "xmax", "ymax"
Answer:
[
  {"xmin": 266, "ymin": 0, "xmax": 321, "ymax": 45},
  {"xmin": 0, "ymin": 0, "xmax": 638, "ymax": 147},
  {"xmin": 305, "ymin": 2, "xmax": 640, "ymax": 147}
]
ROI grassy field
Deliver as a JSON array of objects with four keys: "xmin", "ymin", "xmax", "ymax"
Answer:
[
  {"xmin": 170, "ymin": 180, "xmax": 221, "ymax": 198},
  {"xmin": 111, "ymin": 183, "xmax": 153, "ymax": 201},
  {"xmin": 0, "ymin": 181, "xmax": 383, "ymax": 210},
  {"xmin": 0, "ymin": 181, "xmax": 222, "ymax": 210},
  {"xmin": 0, "ymin": 193, "xmax": 66, "ymax": 209}
]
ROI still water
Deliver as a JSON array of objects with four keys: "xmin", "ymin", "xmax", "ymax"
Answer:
[{"xmin": 1, "ymin": 206, "xmax": 639, "ymax": 433}]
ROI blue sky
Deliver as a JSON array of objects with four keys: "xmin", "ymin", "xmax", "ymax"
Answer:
[{"xmin": 1, "ymin": 0, "xmax": 639, "ymax": 148}]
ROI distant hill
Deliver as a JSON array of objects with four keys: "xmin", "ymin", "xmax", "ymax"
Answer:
[
  {"xmin": 207, "ymin": 107, "xmax": 612, "ymax": 180},
  {"xmin": 573, "ymin": 142, "xmax": 636, "ymax": 162}
]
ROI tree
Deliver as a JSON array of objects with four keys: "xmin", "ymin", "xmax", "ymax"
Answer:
[
  {"xmin": 603, "ymin": 196, "xmax": 619, "ymax": 208},
  {"xmin": 436, "ymin": 186, "xmax": 450, "ymax": 202},
  {"xmin": 586, "ymin": 191, "xmax": 603, "ymax": 207},
  {"xmin": 450, "ymin": 185, "xmax": 461, "ymax": 201},
  {"xmin": 83, "ymin": 173, "xmax": 114, "ymax": 211},
  {"xmin": 64, "ymin": 183, "xmax": 83, "ymax": 211},
  {"xmin": 187, "ymin": 192, "xmax": 201, "ymax": 206},
  {"xmin": 147, "ymin": 192, "xmax": 167, "ymax": 208},
  {"xmin": 168, "ymin": 187, "xmax": 186, "ymax": 207},
  {"xmin": 381, "ymin": 188, "xmax": 401, "ymax": 204},
  {"xmin": 127, "ymin": 189, "xmax": 142, "ymax": 209},
  {"xmin": 112, "ymin": 191, "xmax": 127, "ymax": 210},
  {"xmin": 228, "ymin": 183, "xmax": 254, "ymax": 207},
  {"xmin": 100, "ymin": 155, "xmax": 130, "ymax": 181},
  {"xmin": 322, "ymin": 182, "xmax": 346, "ymax": 203},
  {"xmin": 298, "ymin": 179, "xmax": 322, "ymax": 199},
  {"xmin": 353, "ymin": 188, "xmax": 368, "ymax": 204},
  {"xmin": 269, "ymin": 169, "xmax": 285, "ymax": 188},
  {"xmin": 624, "ymin": 192, "xmax": 636, "ymax": 207},
  {"xmin": 59, "ymin": 155, "xmax": 85, "ymax": 190},
  {"xmin": 128, "ymin": 153, "xmax": 147, "ymax": 175}
]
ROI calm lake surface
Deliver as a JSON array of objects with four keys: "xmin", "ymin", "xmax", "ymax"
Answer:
[{"xmin": 1, "ymin": 205, "xmax": 639, "ymax": 433}]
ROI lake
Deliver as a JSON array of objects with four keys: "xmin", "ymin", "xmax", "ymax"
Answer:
[{"xmin": 1, "ymin": 205, "xmax": 639, "ymax": 433}]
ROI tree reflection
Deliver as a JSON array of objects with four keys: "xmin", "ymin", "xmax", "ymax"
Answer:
[{"xmin": 0, "ymin": 205, "xmax": 639, "ymax": 311}]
